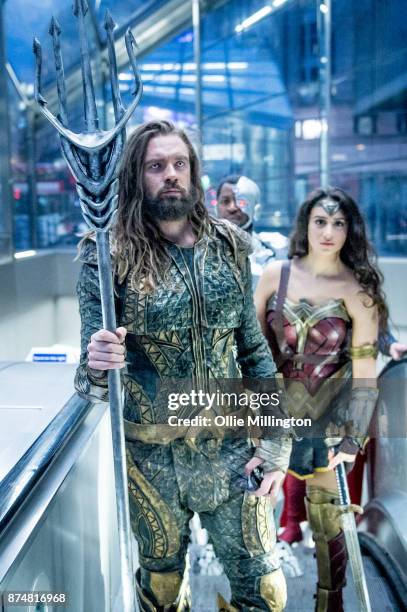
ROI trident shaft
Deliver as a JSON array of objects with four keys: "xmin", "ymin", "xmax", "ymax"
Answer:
[{"xmin": 33, "ymin": 3, "xmax": 143, "ymax": 610}]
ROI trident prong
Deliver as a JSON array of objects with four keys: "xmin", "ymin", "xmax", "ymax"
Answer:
[
  {"xmin": 74, "ymin": 0, "xmax": 99, "ymax": 132},
  {"xmin": 32, "ymin": 3, "xmax": 143, "ymax": 154},
  {"xmin": 33, "ymin": 38, "xmax": 47, "ymax": 106},
  {"xmin": 125, "ymin": 28, "xmax": 142, "ymax": 96},
  {"xmin": 49, "ymin": 16, "xmax": 68, "ymax": 126},
  {"xmin": 104, "ymin": 10, "xmax": 125, "ymax": 121},
  {"xmin": 33, "ymin": 5, "xmax": 143, "ymax": 610},
  {"xmin": 72, "ymin": 0, "xmax": 88, "ymax": 18}
]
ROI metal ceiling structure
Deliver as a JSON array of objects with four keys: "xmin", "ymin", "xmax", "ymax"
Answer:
[{"xmin": 5, "ymin": 0, "xmax": 230, "ymax": 114}]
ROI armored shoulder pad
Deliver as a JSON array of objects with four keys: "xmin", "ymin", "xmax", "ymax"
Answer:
[
  {"xmin": 77, "ymin": 234, "xmax": 98, "ymax": 266},
  {"xmin": 77, "ymin": 233, "xmax": 117, "ymax": 266},
  {"xmin": 214, "ymin": 219, "xmax": 253, "ymax": 259}
]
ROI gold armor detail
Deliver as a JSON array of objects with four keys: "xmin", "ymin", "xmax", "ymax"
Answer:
[
  {"xmin": 242, "ymin": 494, "xmax": 275, "ymax": 555},
  {"xmin": 212, "ymin": 328, "xmax": 236, "ymax": 375},
  {"xmin": 126, "ymin": 450, "xmax": 180, "ymax": 558},
  {"xmin": 306, "ymin": 486, "xmax": 342, "ymax": 589},
  {"xmin": 315, "ymin": 587, "xmax": 335, "ymax": 612},
  {"xmin": 136, "ymin": 580, "xmax": 156, "ymax": 611},
  {"xmin": 123, "ymin": 376, "xmax": 155, "ymax": 423},
  {"xmin": 305, "ymin": 486, "xmax": 363, "ymax": 596},
  {"xmin": 283, "ymin": 363, "xmax": 351, "ymax": 421},
  {"xmin": 266, "ymin": 294, "xmax": 350, "ymax": 364},
  {"xmin": 350, "ymin": 342, "xmax": 378, "ymax": 359},
  {"xmin": 136, "ymin": 570, "xmax": 189, "ymax": 611},
  {"xmin": 259, "ymin": 568, "xmax": 287, "ymax": 611},
  {"xmin": 121, "ymin": 276, "xmax": 147, "ymax": 333},
  {"xmin": 266, "ymin": 293, "xmax": 352, "ymax": 420},
  {"xmin": 150, "ymin": 571, "xmax": 183, "ymax": 607},
  {"xmin": 139, "ymin": 331, "xmax": 184, "ymax": 376},
  {"xmin": 306, "ymin": 486, "xmax": 342, "ymax": 540},
  {"xmin": 217, "ymin": 593, "xmax": 238, "ymax": 611}
]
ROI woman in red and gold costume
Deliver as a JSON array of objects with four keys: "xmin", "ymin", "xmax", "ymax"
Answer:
[{"xmin": 254, "ymin": 187, "xmax": 388, "ymax": 611}]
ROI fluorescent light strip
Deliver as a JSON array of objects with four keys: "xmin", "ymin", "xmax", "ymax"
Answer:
[
  {"xmin": 179, "ymin": 87, "xmax": 194, "ymax": 96},
  {"xmin": 235, "ymin": 6, "xmax": 272, "ymax": 32},
  {"xmin": 203, "ymin": 75, "xmax": 225, "ymax": 82},
  {"xmin": 14, "ymin": 250, "xmax": 37, "ymax": 259},
  {"xmin": 138, "ymin": 62, "xmax": 248, "ymax": 73},
  {"xmin": 227, "ymin": 62, "xmax": 248, "ymax": 70},
  {"xmin": 235, "ymin": 1, "xmax": 288, "ymax": 33}
]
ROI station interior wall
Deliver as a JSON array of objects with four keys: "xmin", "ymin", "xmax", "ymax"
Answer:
[
  {"xmin": 0, "ymin": 253, "xmax": 405, "ymax": 365},
  {"xmin": 0, "ymin": 252, "xmax": 80, "ymax": 362}
]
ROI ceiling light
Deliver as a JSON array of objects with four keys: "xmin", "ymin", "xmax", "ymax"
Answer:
[
  {"xmin": 14, "ymin": 250, "xmax": 37, "ymax": 259},
  {"xmin": 235, "ymin": 6, "xmax": 272, "ymax": 33},
  {"xmin": 203, "ymin": 75, "xmax": 225, "ymax": 83}
]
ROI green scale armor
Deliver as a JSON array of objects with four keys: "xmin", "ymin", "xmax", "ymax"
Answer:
[{"xmin": 75, "ymin": 220, "xmax": 290, "ymax": 611}]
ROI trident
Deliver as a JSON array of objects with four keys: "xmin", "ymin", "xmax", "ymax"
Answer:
[{"xmin": 33, "ymin": 2, "xmax": 142, "ymax": 610}]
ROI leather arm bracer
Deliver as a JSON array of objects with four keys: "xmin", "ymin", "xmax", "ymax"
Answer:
[{"xmin": 325, "ymin": 386, "xmax": 379, "ymax": 454}]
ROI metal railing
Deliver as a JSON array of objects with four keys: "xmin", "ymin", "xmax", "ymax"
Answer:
[{"xmin": 0, "ymin": 393, "xmax": 92, "ymax": 535}]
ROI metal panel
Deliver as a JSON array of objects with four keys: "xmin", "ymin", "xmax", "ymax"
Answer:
[
  {"xmin": 0, "ymin": 406, "xmax": 123, "ymax": 612},
  {"xmin": 0, "ymin": 1, "xmax": 13, "ymax": 262}
]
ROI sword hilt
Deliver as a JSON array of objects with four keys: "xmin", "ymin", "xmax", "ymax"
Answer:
[{"xmin": 333, "ymin": 456, "xmax": 350, "ymax": 505}]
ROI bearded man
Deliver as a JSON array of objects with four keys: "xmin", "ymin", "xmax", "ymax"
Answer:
[{"xmin": 74, "ymin": 120, "xmax": 291, "ymax": 611}]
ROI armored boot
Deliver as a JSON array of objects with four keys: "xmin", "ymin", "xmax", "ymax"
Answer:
[
  {"xmin": 136, "ymin": 569, "xmax": 190, "ymax": 611},
  {"xmin": 224, "ymin": 568, "xmax": 287, "ymax": 611},
  {"xmin": 305, "ymin": 487, "xmax": 347, "ymax": 612},
  {"xmin": 217, "ymin": 593, "xmax": 239, "ymax": 611}
]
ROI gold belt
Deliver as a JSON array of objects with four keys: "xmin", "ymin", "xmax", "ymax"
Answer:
[{"xmin": 124, "ymin": 404, "xmax": 256, "ymax": 445}]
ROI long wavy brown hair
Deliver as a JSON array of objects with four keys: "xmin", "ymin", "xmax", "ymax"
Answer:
[
  {"xmin": 289, "ymin": 186, "xmax": 389, "ymax": 329},
  {"xmin": 113, "ymin": 120, "xmax": 216, "ymax": 291}
]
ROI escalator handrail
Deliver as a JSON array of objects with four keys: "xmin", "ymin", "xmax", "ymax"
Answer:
[
  {"xmin": 379, "ymin": 355, "xmax": 407, "ymax": 378},
  {"xmin": 0, "ymin": 393, "xmax": 93, "ymax": 535}
]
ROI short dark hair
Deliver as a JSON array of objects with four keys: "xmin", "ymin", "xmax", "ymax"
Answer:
[{"xmin": 216, "ymin": 174, "xmax": 241, "ymax": 198}]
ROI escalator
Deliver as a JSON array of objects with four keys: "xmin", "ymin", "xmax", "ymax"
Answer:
[
  {"xmin": 0, "ymin": 363, "xmax": 123, "ymax": 611},
  {"xmin": 0, "ymin": 360, "xmax": 406, "ymax": 611}
]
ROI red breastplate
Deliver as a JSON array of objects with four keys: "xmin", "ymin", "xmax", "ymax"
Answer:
[{"xmin": 266, "ymin": 296, "xmax": 351, "ymax": 395}]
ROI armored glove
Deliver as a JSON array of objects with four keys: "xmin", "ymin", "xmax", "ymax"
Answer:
[{"xmin": 325, "ymin": 386, "xmax": 379, "ymax": 455}]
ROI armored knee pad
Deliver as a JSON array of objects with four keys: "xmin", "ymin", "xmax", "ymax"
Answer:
[
  {"xmin": 136, "ymin": 568, "xmax": 185, "ymax": 611},
  {"xmin": 225, "ymin": 567, "xmax": 287, "ymax": 611},
  {"xmin": 305, "ymin": 487, "xmax": 342, "ymax": 544},
  {"xmin": 258, "ymin": 568, "xmax": 287, "ymax": 611}
]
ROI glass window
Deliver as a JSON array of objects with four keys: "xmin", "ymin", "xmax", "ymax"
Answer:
[
  {"xmin": 34, "ymin": 111, "xmax": 87, "ymax": 249},
  {"xmin": 114, "ymin": 27, "xmax": 196, "ymax": 133},
  {"xmin": 329, "ymin": 0, "xmax": 407, "ymax": 255},
  {"xmin": 8, "ymin": 79, "xmax": 32, "ymax": 251},
  {"xmin": 93, "ymin": 1, "xmax": 168, "ymax": 35},
  {"xmin": 5, "ymin": 0, "xmax": 100, "ymax": 87},
  {"xmin": 201, "ymin": 0, "xmax": 317, "ymax": 236},
  {"xmin": 4, "ymin": 0, "xmax": 407, "ymax": 255}
]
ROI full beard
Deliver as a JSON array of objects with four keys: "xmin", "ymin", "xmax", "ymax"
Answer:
[{"xmin": 144, "ymin": 193, "xmax": 195, "ymax": 222}]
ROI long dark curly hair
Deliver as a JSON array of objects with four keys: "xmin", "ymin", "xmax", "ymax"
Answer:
[{"xmin": 289, "ymin": 186, "xmax": 388, "ymax": 329}]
